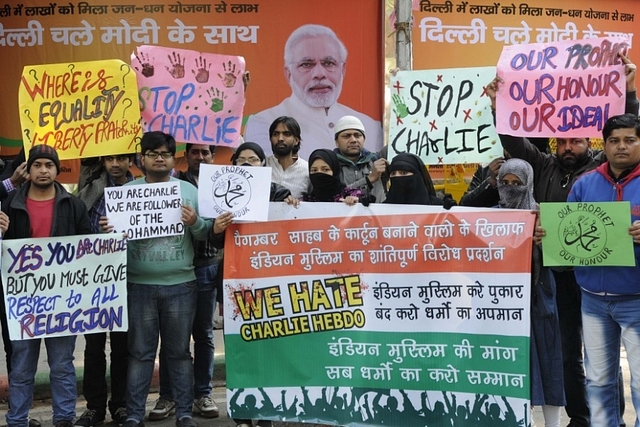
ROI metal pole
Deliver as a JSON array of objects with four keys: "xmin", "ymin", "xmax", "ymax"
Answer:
[{"xmin": 395, "ymin": 0, "xmax": 412, "ymax": 71}]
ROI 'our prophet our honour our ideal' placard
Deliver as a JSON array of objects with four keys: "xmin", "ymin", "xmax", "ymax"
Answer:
[
  {"xmin": 198, "ymin": 163, "xmax": 271, "ymax": 221},
  {"xmin": 1, "ymin": 234, "xmax": 128, "ymax": 340},
  {"xmin": 104, "ymin": 181, "xmax": 183, "ymax": 240},
  {"xmin": 496, "ymin": 36, "xmax": 628, "ymax": 138},
  {"xmin": 540, "ymin": 201, "xmax": 635, "ymax": 267}
]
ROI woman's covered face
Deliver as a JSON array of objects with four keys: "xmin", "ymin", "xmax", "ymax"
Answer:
[
  {"xmin": 390, "ymin": 170, "xmax": 413, "ymax": 177},
  {"xmin": 310, "ymin": 158, "xmax": 333, "ymax": 175}
]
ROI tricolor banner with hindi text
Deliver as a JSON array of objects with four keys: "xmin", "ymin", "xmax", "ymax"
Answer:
[{"xmin": 223, "ymin": 203, "xmax": 535, "ymax": 426}]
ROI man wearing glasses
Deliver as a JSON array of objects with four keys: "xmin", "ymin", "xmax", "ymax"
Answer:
[
  {"xmin": 100, "ymin": 132, "xmax": 211, "ymax": 427},
  {"xmin": 244, "ymin": 24, "xmax": 383, "ymax": 160},
  {"xmin": 148, "ymin": 144, "xmax": 221, "ymax": 421},
  {"xmin": 486, "ymin": 58, "xmax": 638, "ymax": 427}
]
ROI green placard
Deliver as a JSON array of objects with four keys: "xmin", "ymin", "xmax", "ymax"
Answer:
[{"xmin": 539, "ymin": 202, "xmax": 635, "ymax": 267}]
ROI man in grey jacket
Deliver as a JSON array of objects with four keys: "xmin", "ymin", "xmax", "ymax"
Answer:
[{"xmin": 333, "ymin": 115, "xmax": 387, "ymax": 203}]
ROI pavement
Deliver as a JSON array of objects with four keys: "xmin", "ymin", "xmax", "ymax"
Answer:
[{"xmin": 0, "ymin": 324, "xmax": 636, "ymax": 426}]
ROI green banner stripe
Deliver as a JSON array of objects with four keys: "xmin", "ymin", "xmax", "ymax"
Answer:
[
  {"xmin": 226, "ymin": 330, "xmax": 530, "ymax": 399},
  {"xmin": 0, "ymin": 137, "xmax": 24, "ymax": 148}
]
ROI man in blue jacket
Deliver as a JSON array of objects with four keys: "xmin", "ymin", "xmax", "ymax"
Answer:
[{"xmin": 566, "ymin": 113, "xmax": 640, "ymax": 427}]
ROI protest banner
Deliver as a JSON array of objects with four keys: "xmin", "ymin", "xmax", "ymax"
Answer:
[
  {"xmin": 224, "ymin": 203, "xmax": 535, "ymax": 426},
  {"xmin": 540, "ymin": 201, "xmax": 635, "ymax": 267},
  {"xmin": 197, "ymin": 163, "xmax": 271, "ymax": 221},
  {"xmin": 388, "ymin": 67, "xmax": 502, "ymax": 165},
  {"xmin": 104, "ymin": 181, "xmax": 183, "ymax": 240},
  {"xmin": 18, "ymin": 59, "xmax": 141, "ymax": 160},
  {"xmin": 1, "ymin": 233, "xmax": 128, "ymax": 340},
  {"xmin": 412, "ymin": 0, "xmax": 640, "ymax": 70},
  {"xmin": 495, "ymin": 37, "xmax": 628, "ymax": 138},
  {"xmin": 133, "ymin": 45, "xmax": 245, "ymax": 147}
]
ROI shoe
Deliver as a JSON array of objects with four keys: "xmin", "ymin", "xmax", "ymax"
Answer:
[
  {"xmin": 236, "ymin": 424, "xmax": 251, "ymax": 427},
  {"xmin": 55, "ymin": 421, "xmax": 75, "ymax": 427},
  {"xmin": 29, "ymin": 419, "xmax": 42, "ymax": 427},
  {"xmin": 75, "ymin": 410, "xmax": 105, "ymax": 427},
  {"xmin": 148, "ymin": 398, "xmax": 175, "ymax": 421},
  {"xmin": 111, "ymin": 408, "xmax": 128, "ymax": 426},
  {"xmin": 175, "ymin": 416, "xmax": 197, "ymax": 427},
  {"xmin": 193, "ymin": 396, "xmax": 219, "ymax": 418},
  {"xmin": 122, "ymin": 420, "xmax": 144, "ymax": 427}
]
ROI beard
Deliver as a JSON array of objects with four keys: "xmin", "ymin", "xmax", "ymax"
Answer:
[
  {"xmin": 558, "ymin": 150, "xmax": 588, "ymax": 169},
  {"xmin": 30, "ymin": 178, "xmax": 54, "ymax": 190},
  {"xmin": 271, "ymin": 142, "xmax": 294, "ymax": 157},
  {"xmin": 291, "ymin": 77, "xmax": 342, "ymax": 108}
]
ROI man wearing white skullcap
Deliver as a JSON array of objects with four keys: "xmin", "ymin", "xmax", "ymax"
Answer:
[{"xmin": 333, "ymin": 115, "xmax": 387, "ymax": 203}]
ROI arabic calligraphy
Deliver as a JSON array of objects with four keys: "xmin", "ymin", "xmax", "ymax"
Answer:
[
  {"xmin": 563, "ymin": 219, "xmax": 600, "ymax": 252},
  {"xmin": 214, "ymin": 178, "xmax": 245, "ymax": 208}
]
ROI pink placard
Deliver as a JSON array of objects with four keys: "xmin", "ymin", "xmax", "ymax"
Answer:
[
  {"xmin": 132, "ymin": 45, "xmax": 245, "ymax": 146},
  {"xmin": 496, "ymin": 37, "xmax": 628, "ymax": 138}
]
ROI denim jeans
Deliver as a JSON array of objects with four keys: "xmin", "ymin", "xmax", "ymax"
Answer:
[
  {"xmin": 125, "ymin": 282, "xmax": 197, "ymax": 422},
  {"xmin": 160, "ymin": 264, "xmax": 218, "ymax": 400},
  {"xmin": 582, "ymin": 291, "xmax": 640, "ymax": 427},
  {"xmin": 82, "ymin": 331, "xmax": 128, "ymax": 415},
  {"xmin": 553, "ymin": 269, "xmax": 590, "ymax": 427},
  {"xmin": 1, "ymin": 285, "xmax": 12, "ymax": 373},
  {"xmin": 6, "ymin": 336, "xmax": 77, "ymax": 427}
]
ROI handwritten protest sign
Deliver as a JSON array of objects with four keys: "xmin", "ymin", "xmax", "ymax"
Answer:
[
  {"xmin": 18, "ymin": 59, "xmax": 141, "ymax": 160},
  {"xmin": 388, "ymin": 67, "xmax": 502, "ymax": 165},
  {"xmin": 540, "ymin": 202, "xmax": 635, "ymax": 266},
  {"xmin": 1, "ymin": 234, "xmax": 127, "ymax": 340},
  {"xmin": 104, "ymin": 181, "xmax": 183, "ymax": 240},
  {"xmin": 496, "ymin": 37, "xmax": 628, "ymax": 138},
  {"xmin": 198, "ymin": 164, "xmax": 271, "ymax": 221},
  {"xmin": 224, "ymin": 203, "xmax": 535, "ymax": 426},
  {"xmin": 133, "ymin": 45, "xmax": 245, "ymax": 147}
]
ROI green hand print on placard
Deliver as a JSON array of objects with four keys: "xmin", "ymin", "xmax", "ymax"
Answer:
[
  {"xmin": 392, "ymin": 94, "xmax": 409, "ymax": 118},
  {"xmin": 206, "ymin": 87, "xmax": 227, "ymax": 113}
]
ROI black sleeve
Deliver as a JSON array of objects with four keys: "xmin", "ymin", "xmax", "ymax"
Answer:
[
  {"xmin": 73, "ymin": 198, "xmax": 93, "ymax": 235},
  {"xmin": 626, "ymin": 90, "xmax": 639, "ymax": 116},
  {"xmin": 460, "ymin": 166, "xmax": 499, "ymax": 207},
  {"xmin": 269, "ymin": 183, "xmax": 292, "ymax": 202}
]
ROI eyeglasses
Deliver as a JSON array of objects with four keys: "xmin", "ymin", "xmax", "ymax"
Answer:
[
  {"xmin": 290, "ymin": 58, "xmax": 343, "ymax": 73},
  {"xmin": 561, "ymin": 173, "xmax": 571, "ymax": 188},
  {"xmin": 235, "ymin": 157, "xmax": 262, "ymax": 165},
  {"xmin": 145, "ymin": 151, "xmax": 173, "ymax": 159},
  {"xmin": 103, "ymin": 155, "xmax": 130, "ymax": 162}
]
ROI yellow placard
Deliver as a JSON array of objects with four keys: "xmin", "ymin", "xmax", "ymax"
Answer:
[{"xmin": 19, "ymin": 59, "xmax": 142, "ymax": 160}]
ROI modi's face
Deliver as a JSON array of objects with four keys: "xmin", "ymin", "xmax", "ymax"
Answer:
[{"xmin": 286, "ymin": 35, "xmax": 345, "ymax": 108}]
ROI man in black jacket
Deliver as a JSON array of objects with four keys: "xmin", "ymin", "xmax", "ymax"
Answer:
[
  {"xmin": 3, "ymin": 145, "xmax": 92, "ymax": 427},
  {"xmin": 486, "ymin": 54, "xmax": 638, "ymax": 427}
]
